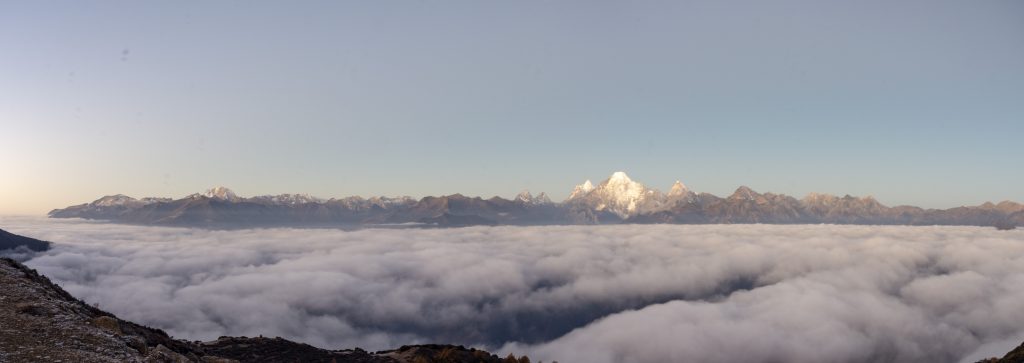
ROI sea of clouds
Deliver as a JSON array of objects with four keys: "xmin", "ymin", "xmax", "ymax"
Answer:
[{"xmin": 2, "ymin": 216, "xmax": 1023, "ymax": 363}]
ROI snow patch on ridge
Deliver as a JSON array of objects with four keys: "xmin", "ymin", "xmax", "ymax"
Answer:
[{"xmin": 204, "ymin": 187, "xmax": 239, "ymax": 201}]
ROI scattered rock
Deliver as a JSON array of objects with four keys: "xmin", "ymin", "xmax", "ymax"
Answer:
[
  {"xmin": 145, "ymin": 344, "xmax": 193, "ymax": 363},
  {"xmin": 127, "ymin": 335, "xmax": 149, "ymax": 355},
  {"xmin": 92, "ymin": 316, "xmax": 122, "ymax": 335},
  {"xmin": 14, "ymin": 302, "xmax": 50, "ymax": 317}
]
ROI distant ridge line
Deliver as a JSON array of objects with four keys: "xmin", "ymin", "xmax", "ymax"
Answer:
[{"xmin": 48, "ymin": 172, "xmax": 1023, "ymax": 229}]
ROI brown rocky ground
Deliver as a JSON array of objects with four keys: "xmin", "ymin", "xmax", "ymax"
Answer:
[{"xmin": 978, "ymin": 341, "xmax": 1024, "ymax": 363}]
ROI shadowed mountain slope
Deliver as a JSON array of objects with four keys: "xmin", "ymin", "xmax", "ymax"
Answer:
[
  {"xmin": 0, "ymin": 228, "xmax": 51, "ymax": 252},
  {"xmin": 978, "ymin": 341, "xmax": 1024, "ymax": 363}
]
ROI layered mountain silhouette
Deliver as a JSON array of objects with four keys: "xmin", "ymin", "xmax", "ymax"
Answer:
[
  {"xmin": 49, "ymin": 172, "xmax": 1023, "ymax": 229},
  {"xmin": 0, "ymin": 228, "xmax": 52, "ymax": 262},
  {"xmin": 0, "ymin": 228, "xmax": 51, "ymax": 252}
]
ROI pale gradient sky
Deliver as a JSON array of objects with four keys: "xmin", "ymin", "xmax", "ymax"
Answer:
[{"xmin": 1, "ymin": 1, "xmax": 1022, "ymax": 215}]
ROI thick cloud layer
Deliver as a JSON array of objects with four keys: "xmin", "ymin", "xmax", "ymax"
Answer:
[{"xmin": 2, "ymin": 216, "xmax": 1023, "ymax": 363}]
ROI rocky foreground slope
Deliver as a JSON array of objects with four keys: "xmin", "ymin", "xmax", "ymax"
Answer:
[
  {"xmin": 0, "ymin": 256, "xmax": 532, "ymax": 363},
  {"xmin": 49, "ymin": 172, "xmax": 1022, "ymax": 229},
  {"xmin": 979, "ymin": 343, "xmax": 1024, "ymax": 363}
]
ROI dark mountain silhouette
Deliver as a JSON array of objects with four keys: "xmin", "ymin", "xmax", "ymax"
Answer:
[{"xmin": 0, "ymin": 228, "xmax": 51, "ymax": 252}]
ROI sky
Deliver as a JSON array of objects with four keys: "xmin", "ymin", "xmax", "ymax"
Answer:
[{"xmin": 1, "ymin": 1, "xmax": 1022, "ymax": 215}]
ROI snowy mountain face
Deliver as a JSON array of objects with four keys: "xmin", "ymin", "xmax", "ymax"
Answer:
[
  {"xmin": 366, "ymin": 196, "xmax": 417, "ymax": 208},
  {"xmin": 567, "ymin": 180, "xmax": 595, "ymax": 200},
  {"xmin": 533, "ymin": 192, "xmax": 553, "ymax": 204},
  {"xmin": 204, "ymin": 187, "xmax": 240, "ymax": 201},
  {"xmin": 91, "ymin": 195, "xmax": 166, "ymax": 208},
  {"xmin": 515, "ymin": 191, "xmax": 553, "ymax": 205},
  {"xmin": 515, "ymin": 191, "xmax": 533, "ymax": 204},
  {"xmin": 328, "ymin": 196, "xmax": 417, "ymax": 210},
  {"xmin": 251, "ymin": 194, "xmax": 323, "ymax": 205},
  {"xmin": 92, "ymin": 194, "xmax": 138, "ymax": 207},
  {"xmin": 665, "ymin": 181, "xmax": 697, "ymax": 206},
  {"xmin": 566, "ymin": 171, "xmax": 671, "ymax": 219},
  {"xmin": 667, "ymin": 181, "xmax": 689, "ymax": 198}
]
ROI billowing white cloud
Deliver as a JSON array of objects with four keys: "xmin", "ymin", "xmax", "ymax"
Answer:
[{"xmin": 2, "ymin": 216, "xmax": 1024, "ymax": 362}]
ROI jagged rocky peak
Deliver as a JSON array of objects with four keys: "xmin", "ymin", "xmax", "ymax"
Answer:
[
  {"xmin": 729, "ymin": 186, "xmax": 760, "ymax": 200},
  {"xmin": 569, "ymin": 171, "xmax": 664, "ymax": 219},
  {"xmin": 803, "ymin": 192, "xmax": 880, "ymax": 205},
  {"xmin": 253, "ymin": 193, "xmax": 322, "ymax": 205},
  {"xmin": 516, "ymin": 191, "xmax": 553, "ymax": 205},
  {"xmin": 596, "ymin": 171, "xmax": 649, "ymax": 201},
  {"xmin": 667, "ymin": 181, "xmax": 690, "ymax": 197},
  {"xmin": 803, "ymin": 192, "xmax": 839, "ymax": 204},
  {"xmin": 568, "ymin": 180, "xmax": 596, "ymax": 200},
  {"xmin": 608, "ymin": 171, "xmax": 631, "ymax": 183},
  {"xmin": 366, "ymin": 195, "xmax": 416, "ymax": 208},
  {"xmin": 203, "ymin": 186, "xmax": 240, "ymax": 201},
  {"xmin": 664, "ymin": 180, "xmax": 697, "ymax": 206}
]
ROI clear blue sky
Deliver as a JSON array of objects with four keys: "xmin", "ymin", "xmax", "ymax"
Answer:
[{"xmin": 2, "ymin": 1, "xmax": 1022, "ymax": 214}]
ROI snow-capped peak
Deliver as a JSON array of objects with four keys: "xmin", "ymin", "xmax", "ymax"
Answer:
[
  {"xmin": 251, "ymin": 193, "xmax": 323, "ymax": 205},
  {"xmin": 91, "ymin": 194, "xmax": 167, "ymax": 207},
  {"xmin": 566, "ymin": 171, "xmax": 664, "ymax": 219},
  {"xmin": 667, "ymin": 180, "xmax": 690, "ymax": 197},
  {"xmin": 608, "ymin": 171, "xmax": 632, "ymax": 183},
  {"xmin": 567, "ymin": 180, "xmax": 596, "ymax": 200},
  {"xmin": 594, "ymin": 171, "xmax": 648, "ymax": 207},
  {"xmin": 204, "ymin": 186, "xmax": 239, "ymax": 201},
  {"xmin": 729, "ymin": 186, "xmax": 759, "ymax": 201},
  {"xmin": 516, "ymin": 191, "xmax": 553, "ymax": 205},
  {"xmin": 92, "ymin": 194, "xmax": 138, "ymax": 207}
]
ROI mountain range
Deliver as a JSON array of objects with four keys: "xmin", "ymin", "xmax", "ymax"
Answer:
[{"xmin": 49, "ymin": 172, "xmax": 1023, "ymax": 229}]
